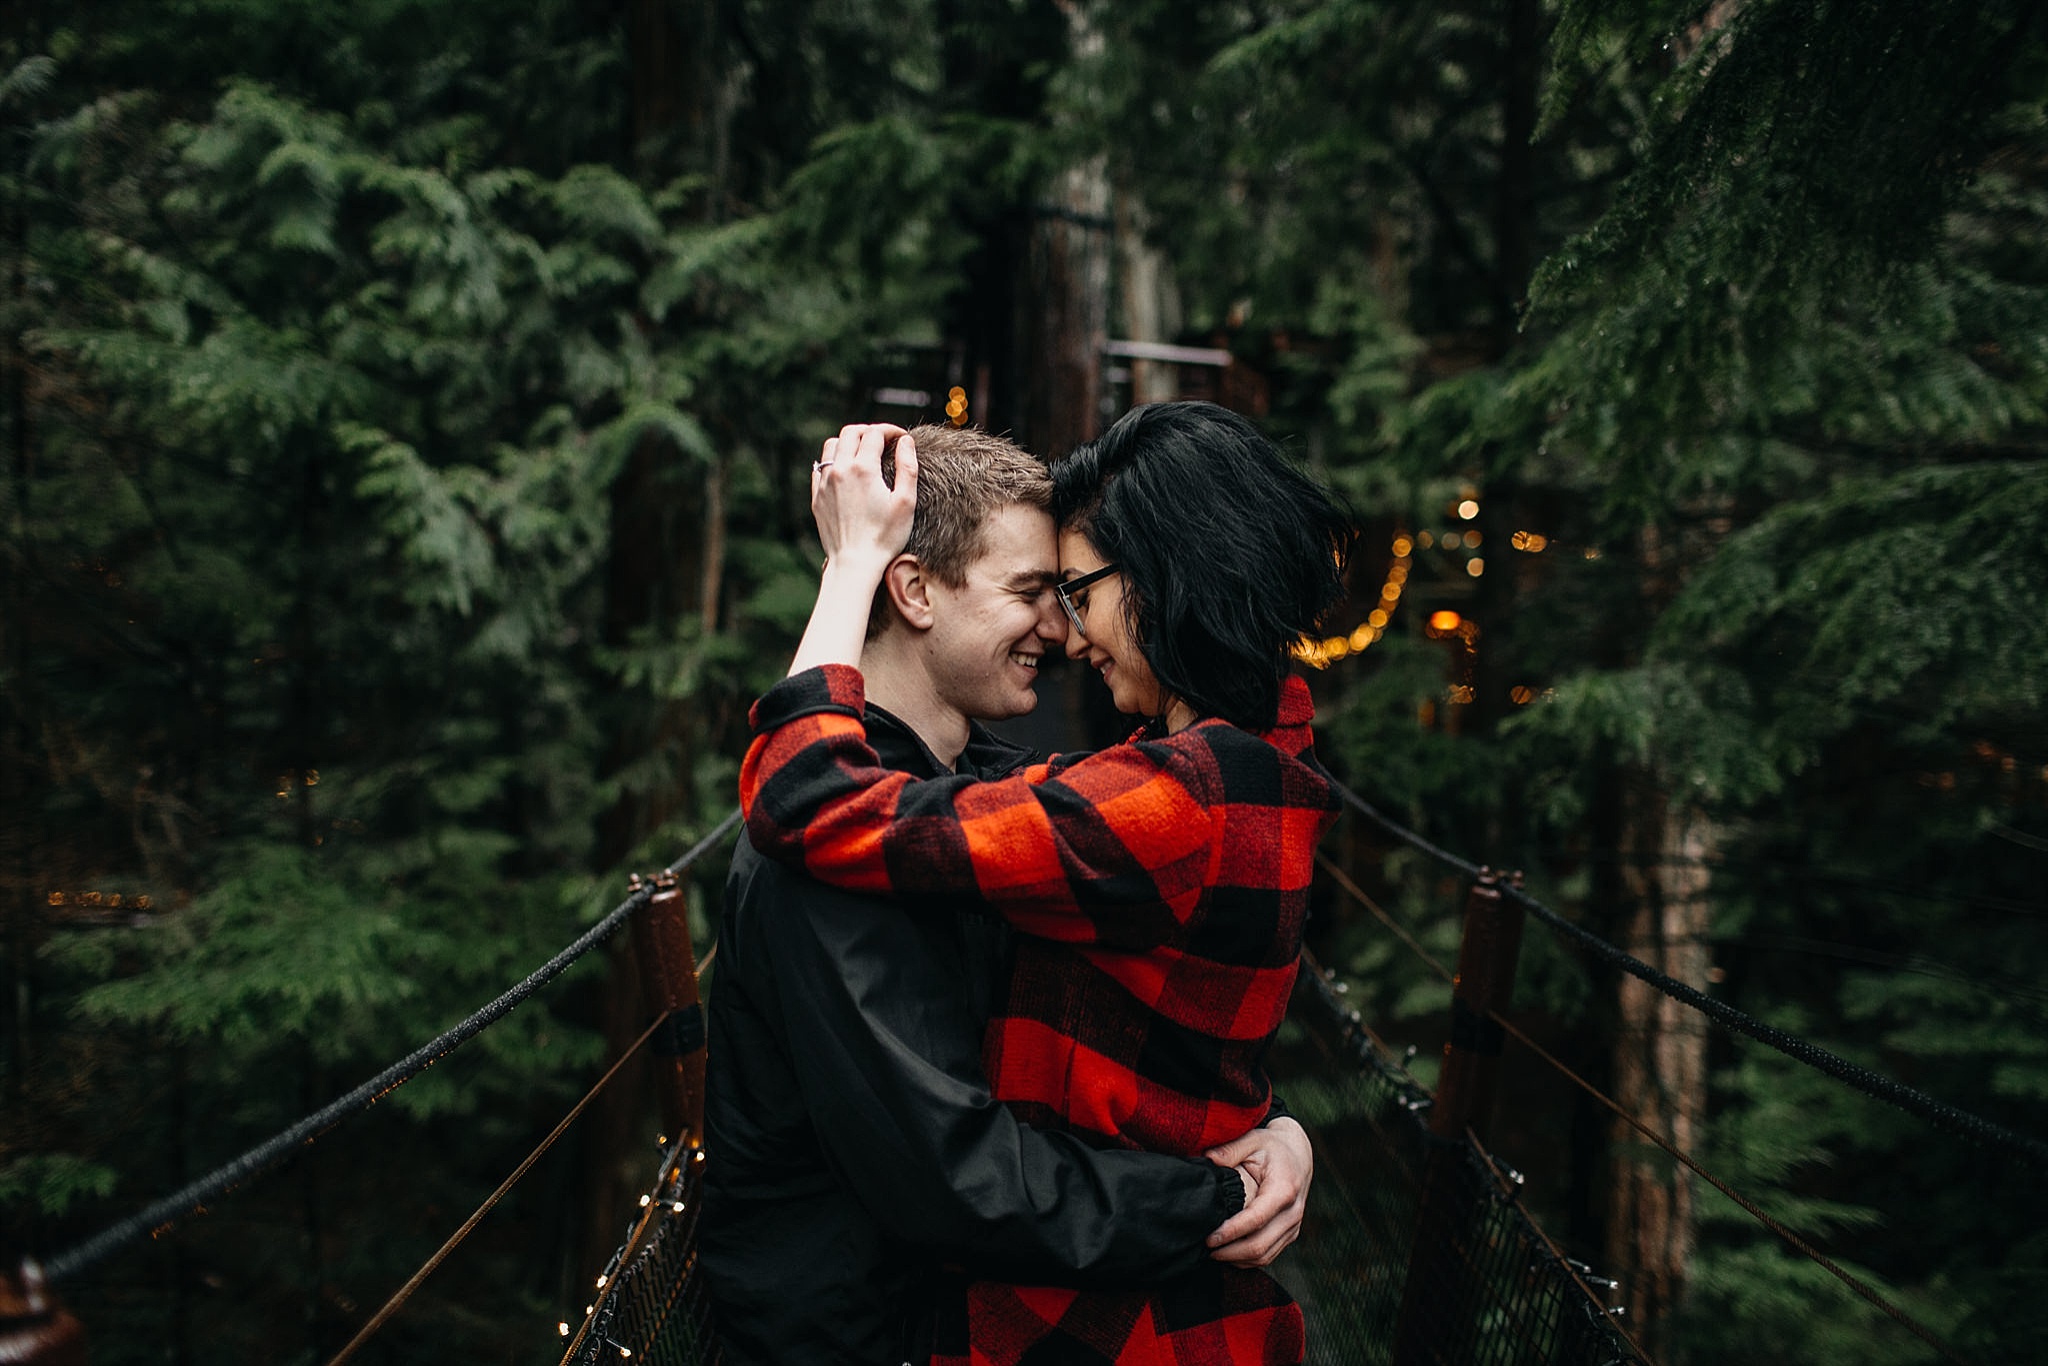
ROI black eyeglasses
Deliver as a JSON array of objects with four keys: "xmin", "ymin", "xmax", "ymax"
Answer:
[{"xmin": 1055, "ymin": 563, "xmax": 1119, "ymax": 638}]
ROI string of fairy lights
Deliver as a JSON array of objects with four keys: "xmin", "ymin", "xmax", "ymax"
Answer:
[
  {"xmin": 1294, "ymin": 496, "xmax": 1579, "ymax": 714},
  {"xmin": 1294, "ymin": 492, "xmax": 1503, "ymax": 671}
]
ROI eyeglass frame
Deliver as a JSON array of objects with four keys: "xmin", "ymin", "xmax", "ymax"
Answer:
[{"xmin": 1055, "ymin": 563, "xmax": 1120, "ymax": 638}]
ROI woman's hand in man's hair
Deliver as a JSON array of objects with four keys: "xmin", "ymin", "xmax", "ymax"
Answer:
[
  {"xmin": 811, "ymin": 423, "xmax": 914, "ymax": 572},
  {"xmin": 1203, "ymin": 1116, "xmax": 1312, "ymax": 1267},
  {"xmin": 788, "ymin": 423, "xmax": 915, "ymax": 675}
]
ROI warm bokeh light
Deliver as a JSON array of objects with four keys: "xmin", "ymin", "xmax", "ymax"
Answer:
[
  {"xmin": 1457, "ymin": 499, "xmax": 1479, "ymax": 520},
  {"xmin": 1429, "ymin": 610, "xmax": 1462, "ymax": 632},
  {"xmin": 1466, "ymin": 558, "xmax": 1484, "ymax": 577}
]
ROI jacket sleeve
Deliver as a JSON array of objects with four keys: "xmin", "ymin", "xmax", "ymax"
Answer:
[
  {"xmin": 732, "ymin": 842, "xmax": 1242, "ymax": 1285},
  {"xmin": 740, "ymin": 665, "xmax": 1217, "ymax": 950}
]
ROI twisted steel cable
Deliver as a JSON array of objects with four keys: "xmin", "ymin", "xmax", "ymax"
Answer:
[{"xmin": 42, "ymin": 810, "xmax": 741, "ymax": 1284}]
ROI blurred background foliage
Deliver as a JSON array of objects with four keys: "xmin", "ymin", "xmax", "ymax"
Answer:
[{"xmin": 2, "ymin": 1, "xmax": 2043, "ymax": 1362}]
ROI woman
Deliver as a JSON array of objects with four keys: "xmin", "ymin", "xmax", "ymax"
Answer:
[{"xmin": 741, "ymin": 401, "xmax": 1353, "ymax": 1364}]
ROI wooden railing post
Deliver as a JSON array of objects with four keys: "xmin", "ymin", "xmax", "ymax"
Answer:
[
  {"xmin": 0, "ymin": 1261, "xmax": 85, "ymax": 1366},
  {"xmin": 1392, "ymin": 867, "xmax": 1528, "ymax": 1366},
  {"xmin": 630, "ymin": 870, "xmax": 708, "ymax": 1147},
  {"xmin": 1428, "ymin": 869, "xmax": 1526, "ymax": 1147}
]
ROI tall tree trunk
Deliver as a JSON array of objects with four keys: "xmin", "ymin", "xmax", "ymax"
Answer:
[
  {"xmin": 583, "ymin": 0, "xmax": 737, "ymax": 1282},
  {"xmin": 1115, "ymin": 193, "xmax": 1181, "ymax": 407},
  {"xmin": 1607, "ymin": 796, "xmax": 1714, "ymax": 1362},
  {"xmin": 2, "ymin": 14, "xmax": 39, "ymax": 1106},
  {"xmin": 1020, "ymin": 3, "xmax": 1109, "ymax": 458},
  {"xmin": 1022, "ymin": 154, "xmax": 1110, "ymax": 459},
  {"xmin": 1602, "ymin": 523, "xmax": 1716, "ymax": 1360},
  {"xmin": 1493, "ymin": 0, "xmax": 1540, "ymax": 353}
]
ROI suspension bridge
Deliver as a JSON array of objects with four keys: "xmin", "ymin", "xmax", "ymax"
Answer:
[{"xmin": 5, "ymin": 781, "xmax": 2035, "ymax": 1366}]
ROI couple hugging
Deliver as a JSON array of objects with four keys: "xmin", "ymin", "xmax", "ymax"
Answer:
[{"xmin": 704, "ymin": 400, "xmax": 1355, "ymax": 1364}]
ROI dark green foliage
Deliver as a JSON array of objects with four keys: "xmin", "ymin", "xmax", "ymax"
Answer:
[
  {"xmin": 5, "ymin": 0, "xmax": 2047, "ymax": 1362},
  {"xmin": 1077, "ymin": 1, "xmax": 2048, "ymax": 1360},
  {"xmin": 0, "ymin": 1, "xmax": 1042, "ymax": 1359}
]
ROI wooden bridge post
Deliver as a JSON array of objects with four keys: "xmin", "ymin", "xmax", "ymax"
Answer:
[
  {"xmin": 630, "ymin": 870, "xmax": 708, "ymax": 1147},
  {"xmin": 0, "ymin": 1261, "xmax": 85, "ymax": 1366},
  {"xmin": 1392, "ymin": 867, "xmax": 1527, "ymax": 1366}
]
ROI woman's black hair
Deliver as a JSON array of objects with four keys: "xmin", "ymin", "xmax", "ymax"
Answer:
[{"xmin": 1051, "ymin": 401, "xmax": 1354, "ymax": 731}]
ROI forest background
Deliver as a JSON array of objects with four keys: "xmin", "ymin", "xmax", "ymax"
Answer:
[{"xmin": 2, "ymin": 1, "xmax": 2044, "ymax": 1363}]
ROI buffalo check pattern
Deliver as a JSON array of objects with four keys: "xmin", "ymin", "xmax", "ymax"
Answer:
[
  {"xmin": 741, "ymin": 664, "xmax": 1340, "ymax": 1364},
  {"xmin": 929, "ymin": 1264, "xmax": 1306, "ymax": 1366}
]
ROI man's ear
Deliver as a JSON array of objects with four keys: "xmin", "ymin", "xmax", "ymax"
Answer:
[{"xmin": 883, "ymin": 553, "xmax": 936, "ymax": 631}]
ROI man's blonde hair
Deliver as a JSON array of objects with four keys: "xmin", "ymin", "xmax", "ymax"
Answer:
[{"xmin": 868, "ymin": 424, "xmax": 1053, "ymax": 638}]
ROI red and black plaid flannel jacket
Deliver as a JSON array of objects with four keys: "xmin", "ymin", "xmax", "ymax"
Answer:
[{"xmin": 742, "ymin": 665, "xmax": 1339, "ymax": 1365}]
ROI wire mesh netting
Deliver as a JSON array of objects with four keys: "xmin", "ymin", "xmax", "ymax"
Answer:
[
  {"xmin": 1269, "ymin": 964, "xmax": 1647, "ymax": 1366},
  {"xmin": 559, "ymin": 961, "xmax": 1639, "ymax": 1366},
  {"xmin": 563, "ymin": 1142, "xmax": 719, "ymax": 1366}
]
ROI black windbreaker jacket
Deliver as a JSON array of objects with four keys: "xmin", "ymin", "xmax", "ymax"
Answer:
[{"xmin": 700, "ymin": 706, "xmax": 1243, "ymax": 1365}]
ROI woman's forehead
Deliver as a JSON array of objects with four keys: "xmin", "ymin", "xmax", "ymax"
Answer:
[{"xmin": 1056, "ymin": 526, "xmax": 1108, "ymax": 571}]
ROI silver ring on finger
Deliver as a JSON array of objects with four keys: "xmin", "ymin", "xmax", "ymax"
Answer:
[{"xmin": 812, "ymin": 460, "xmax": 834, "ymax": 471}]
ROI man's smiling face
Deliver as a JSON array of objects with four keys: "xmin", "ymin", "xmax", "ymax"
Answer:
[{"xmin": 922, "ymin": 502, "xmax": 1066, "ymax": 723}]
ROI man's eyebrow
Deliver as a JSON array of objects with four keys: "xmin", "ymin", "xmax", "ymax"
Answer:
[{"xmin": 1002, "ymin": 569, "xmax": 1058, "ymax": 590}]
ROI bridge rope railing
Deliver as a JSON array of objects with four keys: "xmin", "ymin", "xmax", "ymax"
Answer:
[
  {"xmin": 31, "ymin": 774, "xmax": 2036, "ymax": 1364},
  {"xmin": 1277, "ymin": 948, "xmax": 1649, "ymax": 1366},
  {"xmin": 326, "ymin": 1010, "xmax": 673, "ymax": 1366},
  {"xmin": 38, "ymin": 810, "xmax": 742, "ymax": 1288},
  {"xmin": 1318, "ymin": 786, "xmax": 1995, "ymax": 1366},
  {"xmin": 1332, "ymin": 783, "xmax": 2048, "ymax": 1169}
]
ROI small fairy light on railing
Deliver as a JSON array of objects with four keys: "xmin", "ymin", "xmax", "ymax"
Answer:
[
  {"xmin": 47, "ymin": 890, "xmax": 154, "ymax": 911},
  {"xmin": 1510, "ymin": 530, "xmax": 1548, "ymax": 553},
  {"xmin": 558, "ymin": 1322, "xmax": 571, "ymax": 1338}
]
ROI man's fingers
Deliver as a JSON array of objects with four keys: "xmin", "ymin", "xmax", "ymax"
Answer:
[
  {"xmin": 1207, "ymin": 1167, "xmax": 1285, "ymax": 1249},
  {"xmin": 1209, "ymin": 1221, "xmax": 1299, "ymax": 1268},
  {"xmin": 1203, "ymin": 1131, "xmax": 1262, "ymax": 1169}
]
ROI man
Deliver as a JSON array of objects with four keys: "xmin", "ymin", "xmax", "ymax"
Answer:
[{"xmin": 701, "ymin": 424, "xmax": 1312, "ymax": 1364}]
